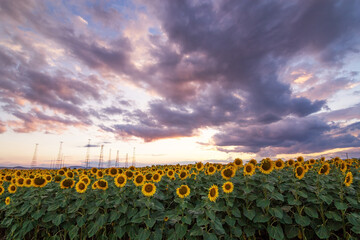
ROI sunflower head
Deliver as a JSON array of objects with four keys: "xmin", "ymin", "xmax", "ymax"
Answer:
[
  {"xmin": 207, "ymin": 165, "xmax": 216, "ymax": 175},
  {"xmin": 208, "ymin": 185, "xmax": 219, "ymax": 202},
  {"xmin": 234, "ymin": 158, "xmax": 243, "ymax": 167},
  {"xmin": 145, "ymin": 173, "xmax": 153, "ymax": 181},
  {"xmin": 97, "ymin": 179, "xmax": 108, "ymax": 190},
  {"xmin": 109, "ymin": 167, "xmax": 118, "ymax": 177},
  {"xmin": 179, "ymin": 171, "xmax": 188, "ymax": 180},
  {"xmin": 196, "ymin": 162, "xmax": 204, "ymax": 171},
  {"xmin": 33, "ymin": 176, "xmax": 47, "ymax": 188},
  {"xmin": 142, "ymin": 183, "xmax": 156, "ymax": 197},
  {"xmin": 125, "ymin": 170, "xmax": 134, "ymax": 179},
  {"xmin": 16, "ymin": 177, "xmax": 25, "ymax": 186},
  {"xmin": 287, "ymin": 159, "xmax": 295, "ymax": 166},
  {"xmin": 274, "ymin": 159, "xmax": 285, "ymax": 170},
  {"xmin": 295, "ymin": 166, "xmax": 305, "ymax": 180},
  {"xmin": 297, "ymin": 156, "xmax": 304, "ymax": 163},
  {"xmin": 344, "ymin": 172, "xmax": 353, "ymax": 187},
  {"xmin": 91, "ymin": 167, "xmax": 98, "ymax": 174},
  {"xmin": 5, "ymin": 197, "xmax": 10, "ymax": 205},
  {"xmin": 167, "ymin": 170, "xmax": 175, "ymax": 178},
  {"xmin": 60, "ymin": 178, "xmax": 75, "ymax": 189},
  {"xmin": 96, "ymin": 170, "xmax": 104, "ymax": 179},
  {"xmin": 66, "ymin": 171, "xmax": 74, "ymax": 179},
  {"xmin": 222, "ymin": 181, "xmax": 234, "ymax": 194},
  {"xmin": 152, "ymin": 173, "xmax": 161, "ymax": 183},
  {"xmin": 115, "ymin": 174, "xmax": 127, "ymax": 188},
  {"xmin": 54, "ymin": 175, "xmax": 62, "ymax": 183},
  {"xmin": 318, "ymin": 163, "xmax": 330, "ymax": 175},
  {"xmin": 134, "ymin": 174, "xmax": 145, "ymax": 186},
  {"xmin": 309, "ymin": 159, "xmax": 316, "ymax": 165},
  {"xmin": 8, "ymin": 184, "xmax": 17, "ymax": 193},
  {"xmin": 129, "ymin": 166, "xmax": 136, "ymax": 171},
  {"xmin": 0, "ymin": 186, "xmax": 4, "ymax": 196},
  {"xmin": 221, "ymin": 168, "xmax": 235, "ymax": 180},
  {"xmin": 340, "ymin": 162, "xmax": 347, "ymax": 173},
  {"xmin": 25, "ymin": 178, "xmax": 33, "ymax": 187},
  {"xmin": 243, "ymin": 163, "xmax": 255, "ymax": 176},
  {"xmin": 75, "ymin": 181, "xmax": 87, "ymax": 193},
  {"xmin": 176, "ymin": 185, "xmax": 190, "ymax": 198},
  {"xmin": 249, "ymin": 159, "xmax": 257, "ymax": 166},
  {"xmin": 259, "ymin": 160, "xmax": 274, "ymax": 174}
]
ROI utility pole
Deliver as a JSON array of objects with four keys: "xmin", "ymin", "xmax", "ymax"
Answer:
[{"xmin": 31, "ymin": 143, "xmax": 38, "ymax": 169}]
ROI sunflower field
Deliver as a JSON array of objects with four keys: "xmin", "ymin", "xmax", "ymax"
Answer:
[{"xmin": 0, "ymin": 157, "xmax": 360, "ymax": 240}]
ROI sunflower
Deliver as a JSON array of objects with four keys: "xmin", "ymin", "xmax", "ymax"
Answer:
[
  {"xmin": 208, "ymin": 185, "xmax": 219, "ymax": 202},
  {"xmin": 259, "ymin": 160, "xmax": 274, "ymax": 174},
  {"xmin": 152, "ymin": 173, "xmax": 162, "ymax": 183},
  {"xmin": 318, "ymin": 163, "xmax": 330, "ymax": 175},
  {"xmin": 164, "ymin": 217, "xmax": 169, "ymax": 222},
  {"xmin": 91, "ymin": 167, "xmax": 98, "ymax": 175},
  {"xmin": 287, "ymin": 159, "xmax": 295, "ymax": 167},
  {"xmin": 24, "ymin": 178, "xmax": 33, "ymax": 187},
  {"xmin": 5, "ymin": 197, "xmax": 10, "ymax": 205},
  {"xmin": 97, "ymin": 179, "xmax": 108, "ymax": 190},
  {"xmin": 178, "ymin": 170, "xmax": 188, "ymax": 180},
  {"xmin": 4, "ymin": 175, "xmax": 12, "ymax": 182},
  {"xmin": 109, "ymin": 167, "xmax": 118, "ymax": 177},
  {"xmin": 60, "ymin": 178, "xmax": 75, "ymax": 189},
  {"xmin": 114, "ymin": 174, "xmax": 127, "ymax": 188},
  {"xmin": 45, "ymin": 175, "xmax": 52, "ymax": 182},
  {"xmin": 134, "ymin": 174, "xmax": 145, "ymax": 186},
  {"xmin": 125, "ymin": 170, "xmax": 134, "ymax": 179},
  {"xmin": 222, "ymin": 181, "xmax": 234, "ymax": 194},
  {"xmin": 207, "ymin": 165, "xmax": 216, "ymax": 175},
  {"xmin": 340, "ymin": 162, "xmax": 347, "ymax": 173},
  {"xmin": 75, "ymin": 181, "xmax": 87, "ymax": 193},
  {"xmin": 344, "ymin": 172, "xmax": 353, "ymax": 187},
  {"xmin": 65, "ymin": 171, "xmax": 74, "ymax": 179},
  {"xmin": 295, "ymin": 166, "xmax": 305, "ymax": 180},
  {"xmin": 96, "ymin": 170, "xmax": 104, "ymax": 179},
  {"xmin": 221, "ymin": 168, "xmax": 235, "ymax": 180},
  {"xmin": 0, "ymin": 186, "xmax": 4, "ymax": 196},
  {"xmin": 145, "ymin": 173, "xmax": 153, "ymax": 181},
  {"xmin": 176, "ymin": 185, "xmax": 190, "ymax": 198},
  {"xmin": 32, "ymin": 176, "xmax": 48, "ymax": 188},
  {"xmin": 92, "ymin": 182, "xmax": 98, "ymax": 190},
  {"xmin": 80, "ymin": 176, "xmax": 90, "ymax": 185},
  {"xmin": 249, "ymin": 159, "xmax": 257, "ymax": 166},
  {"xmin": 54, "ymin": 175, "xmax": 62, "ymax": 183},
  {"xmin": 142, "ymin": 183, "xmax": 156, "ymax": 197},
  {"xmin": 274, "ymin": 159, "xmax": 285, "ymax": 170},
  {"xmin": 243, "ymin": 163, "xmax": 255, "ymax": 176},
  {"xmin": 16, "ymin": 177, "xmax": 25, "ymax": 187},
  {"xmin": 167, "ymin": 170, "xmax": 175, "ymax": 178},
  {"xmin": 129, "ymin": 166, "xmax": 136, "ymax": 171},
  {"xmin": 234, "ymin": 158, "xmax": 243, "ymax": 167},
  {"xmin": 8, "ymin": 184, "xmax": 17, "ymax": 193},
  {"xmin": 309, "ymin": 159, "xmax": 316, "ymax": 165},
  {"xmin": 196, "ymin": 162, "xmax": 204, "ymax": 171},
  {"xmin": 297, "ymin": 156, "xmax": 304, "ymax": 163}
]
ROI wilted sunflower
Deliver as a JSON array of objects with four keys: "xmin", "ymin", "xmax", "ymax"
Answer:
[
  {"xmin": 318, "ymin": 163, "xmax": 330, "ymax": 175},
  {"xmin": 243, "ymin": 163, "xmax": 255, "ymax": 176},
  {"xmin": 75, "ymin": 181, "xmax": 87, "ymax": 193},
  {"xmin": 207, "ymin": 165, "xmax": 216, "ymax": 175},
  {"xmin": 222, "ymin": 181, "xmax": 234, "ymax": 194},
  {"xmin": 167, "ymin": 170, "xmax": 175, "ymax": 178},
  {"xmin": 5, "ymin": 197, "xmax": 10, "ymax": 205},
  {"xmin": 16, "ymin": 177, "xmax": 25, "ymax": 187},
  {"xmin": 259, "ymin": 160, "xmax": 274, "ymax": 174},
  {"xmin": 295, "ymin": 166, "xmax": 305, "ymax": 180},
  {"xmin": 60, "ymin": 178, "xmax": 75, "ymax": 189},
  {"xmin": 125, "ymin": 170, "xmax": 134, "ymax": 179},
  {"xmin": 344, "ymin": 172, "xmax": 353, "ymax": 187},
  {"xmin": 196, "ymin": 162, "xmax": 204, "ymax": 171},
  {"xmin": 24, "ymin": 178, "xmax": 33, "ymax": 187},
  {"xmin": 176, "ymin": 185, "xmax": 190, "ymax": 198},
  {"xmin": 142, "ymin": 183, "xmax": 156, "ymax": 197},
  {"xmin": 8, "ymin": 184, "xmax": 17, "ymax": 193},
  {"xmin": 32, "ymin": 176, "xmax": 47, "ymax": 188},
  {"xmin": 274, "ymin": 159, "xmax": 285, "ymax": 170},
  {"xmin": 234, "ymin": 158, "xmax": 243, "ymax": 167},
  {"xmin": 97, "ymin": 179, "xmax": 108, "ymax": 190},
  {"xmin": 109, "ymin": 168, "xmax": 118, "ymax": 177},
  {"xmin": 208, "ymin": 185, "xmax": 219, "ymax": 202},
  {"xmin": 134, "ymin": 174, "xmax": 145, "ymax": 186},
  {"xmin": 0, "ymin": 186, "xmax": 4, "ymax": 196},
  {"xmin": 221, "ymin": 168, "xmax": 235, "ymax": 180},
  {"xmin": 114, "ymin": 174, "xmax": 127, "ymax": 188},
  {"xmin": 152, "ymin": 173, "xmax": 162, "ymax": 183},
  {"xmin": 178, "ymin": 170, "xmax": 188, "ymax": 180}
]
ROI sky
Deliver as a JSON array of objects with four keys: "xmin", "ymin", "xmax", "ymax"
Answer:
[{"xmin": 0, "ymin": 0, "xmax": 360, "ymax": 167}]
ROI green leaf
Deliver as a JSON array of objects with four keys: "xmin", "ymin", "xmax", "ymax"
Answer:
[
  {"xmin": 206, "ymin": 210, "xmax": 216, "ymax": 221},
  {"xmin": 297, "ymin": 191, "xmax": 308, "ymax": 198},
  {"xmin": 285, "ymin": 225, "xmax": 299, "ymax": 239},
  {"xmin": 138, "ymin": 228, "xmax": 151, "ymax": 240},
  {"xmin": 347, "ymin": 213, "xmax": 360, "ymax": 226},
  {"xmin": 96, "ymin": 214, "xmax": 107, "ymax": 228},
  {"xmin": 153, "ymin": 199, "xmax": 165, "ymax": 211},
  {"xmin": 68, "ymin": 225, "xmax": 79, "ymax": 240},
  {"xmin": 271, "ymin": 191, "xmax": 284, "ymax": 202},
  {"xmin": 231, "ymin": 208, "xmax": 241, "ymax": 218},
  {"xmin": 269, "ymin": 208, "xmax": 283, "ymax": 219},
  {"xmin": 294, "ymin": 214, "xmax": 311, "ymax": 227},
  {"xmin": 52, "ymin": 214, "xmax": 65, "ymax": 226},
  {"xmin": 109, "ymin": 211, "xmax": 120, "ymax": 223},
  {"xmin": 315, "ymin": 225, "xmax": 330, "ymax": 239},
  {"xmin": 88, "ymin": 206, "xmax": 99, "ymax": 215},
  {"xmin": 19, "ymin": 204, "xmax": 32, "ymax": 216},
  {"xmin": 232, "ymin": 227, "xmax": 243, "ymax": 237},
  {"xmin": 243, "ymin": 208, "xmax": 255, "ymax": 221},
  {"xmin": 211, "ymin": 218, "xmax": 225, "ymax": 235},
  {"xmin": 304, "ymin": 207, "xmax": 318, "ymax": 218},
  {"xmin": 244, "ymin": 226, "xmax": 255, "ymax": 237},
  {"xmin": 190, "ymin": 226, "xmax": 203, "ymax": 236},
  {"xmin": 267, "ymin": 225, "xmax": 284, "ymax": 240},
  {"xmin": 153, "ymin": 228, "xmax": 163, "ymax": 240},
  {"xmin": 325, "ymin": 211, "xmax": 342, "ymax": 221},
  {"xmin": 88, "ymin": 222, "xmax": 100, "ymax": 238},
  {"xmin": 351, "ymin": 225, "xmax": 360, "ymax": 234},
  {"xmin": 115, "ymin": 224, "xmax": 125, "ymax": 238},
  {"xmin": 263, "ymin": 184, "xmax": 275, "ymax": 192},
  {"xmin": 256, "ymin": 199, "xmax": 270, "ymax": 209},
  {"xmin": 22, "ymin": 220, "xmax": 35, "ymax": 235},
  {"xmin": 31, "ymin": 209, "xmax": 45, "ymax": 220},
  {"xmin": 197, "ymin": 217, "xmax": 209, "ymax": 226},
  {"xmin": 145, "ymin": 218, "xmax": 156, "ymax": 228},
  {"xmin": 253, "ymin": 214, "xmax": 271, "ymax": 223},
  {"xmin": 182, "ymin": 215, "xmax": 192, "ymax": 225},
  {"xmin": 77, "ymin": 216, "xmax": 86, "ymax": 227},
  {"xmin": 175, "ymin": 223, "xmax": 187, "ymax": 239},
  {"xmin": 225, "ymin": 215, "xmax": 236, "ymax": 227},
  {"xmin": 119, "ymin": 204, "xmax": 127, "ymax": 213},
  {"xmin": 334, "ymin": 201, "xmax": 348, "ymax": 211},
  {"xmin": 47, "ymin": 203, "xmax": 60, "ymax": 212},
  {"xmin": 319, "ymin": 194, "xmax": 333, "ymax": 205},
  {"xmin": 203, "ymin": 232, "xmax": 218, "ymax": 240}
]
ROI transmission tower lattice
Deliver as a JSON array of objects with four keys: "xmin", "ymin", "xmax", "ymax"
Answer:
[
  {"xmin": 132, "ymin": 147, "xmax": 136, "ymax": 167},
  {"xmin": 56, "ymin": 142, "xmax": 63, "ymax": 169},
  {"xmin": 115, "ymin": 150, "xmax": 119, "ymax": 167},
  {"xmin": 125, "ymin": 153, "xmax": 128, "ymax": 168},
  {"xmin": 98, "ymin": 145, "xmax": 104, "ymax": 168},
  {"xmin": 108, "ymin": 149, "xmax": 112, "ymax": 168},
  {"xmin": 85, "ymin": 139, "xmax": 91, "ymax": 168},
  {"xmin": 31, "ymin": 144, "xmax": 38, "ymax": 169}
]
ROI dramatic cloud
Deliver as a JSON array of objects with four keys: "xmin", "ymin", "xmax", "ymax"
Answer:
[{"xmin": 0, "ymin": 0, "xmax": 359, "ymax": 158}]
